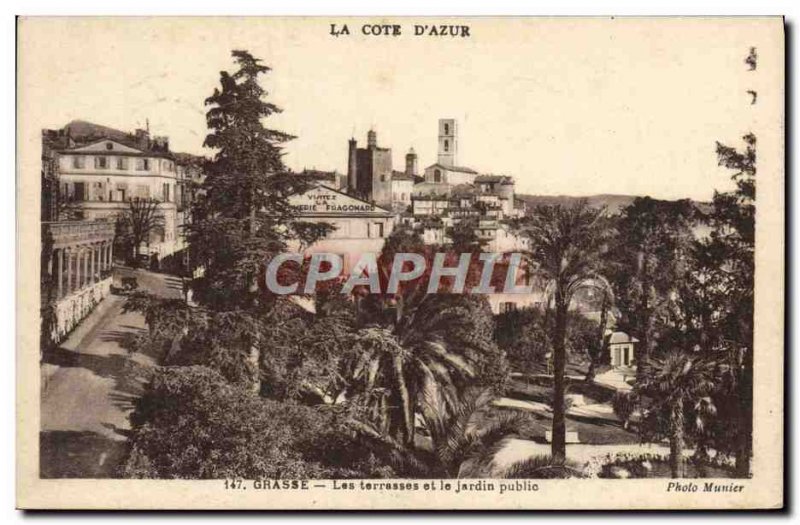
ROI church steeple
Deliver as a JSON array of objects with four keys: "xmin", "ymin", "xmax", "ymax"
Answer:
[{"xmin": 437, "ymin": 118, "xmax": 457, "ymax": 166}]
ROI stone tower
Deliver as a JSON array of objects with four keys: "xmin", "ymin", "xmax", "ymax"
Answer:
[
  {"xmin": 405, "ymin": 147, "xmax": 418, "ymax": 176},
  {"xmin": 348, "ymin": 129, "xmax": 393, "ymax": 206},
  {"xmin": 347, "ymin": 137, "xmax": 358, "ymax": 193},
  {"xmin": 437, "ymin": 118, "xmax": 457, "ymax": 167}
]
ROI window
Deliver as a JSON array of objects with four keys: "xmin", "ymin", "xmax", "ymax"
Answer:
[
  {"xmin": 116, "ymin": 157, "xmax": 128, "ymax": 170},
  {"xmin": 434, "ymin": 169, "xmax": 442, "ymax": 183},
  {"xmin": 444, "ymin": 123, "xmax": 449, "ymax": 135},
  {"xmin": 105, "ymin": 142, "xmax": 113, "ymax": 150},
  {"xmin": 73, "ymin": 182, "xmax": 86, "ymax": 202},
  {"xmin": 501, "ymin": 302, "xmax": 517, "ymax": 314},
  {"xmin": 71, "ymin": 156, "xmax": 85, "ymax": 169},
  {"xmin": 369, "ymin": 222, "xmax": 385, "ymax": 239},
  {"xmin": 444, "ymin": 139, "xmax": 449, "ymax": 152},
  {"xmin": 95, "ymin": 156, "xmax": 108, "ymax": 169},
  {"xmin": 136, "ymin": 158, "xmax": 150, "ymax": 171}
]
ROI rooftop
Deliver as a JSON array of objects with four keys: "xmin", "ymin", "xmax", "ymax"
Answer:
[
  {"xmin": 391, "ymin": 170, "xmax": 416, "ymax": 181},
  {"xmin": 608, "ymin": 331, "xmax": 640, "ymax": 345},
  {"xmin": 475, "ymin": 174, "xmax": 515, "ymax": 185},
  {"xmin": 426, "ymin": 163, "xmax": 478, "ymax": 175}
]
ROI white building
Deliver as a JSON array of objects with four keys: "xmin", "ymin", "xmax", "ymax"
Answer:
[
  {"xmin": 288, "ymin": 184, "xmax": 395, "ymax": 272},
  {"xmin": 51, "ymin": 125, "xmax": 185, "ymax": 262},
  {"xmin": 608, "ymin": 331, "xmax": 638, "ymax": 367},
  {"xmin": 390, "ymin": 171, "xmax": 415, "ymax": 212}
]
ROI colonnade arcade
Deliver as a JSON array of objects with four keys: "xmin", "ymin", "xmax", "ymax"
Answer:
[
  {"xmin": 50, "ymin": 241, "xmax": 113, "ymax": 299},
  {"xmin": 44, "ymin": 220, "xmax": 116, "ymax": 300}
]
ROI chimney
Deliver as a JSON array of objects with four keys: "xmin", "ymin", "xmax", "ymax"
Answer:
[
  {"xmin": 153, "ymin": 135, "xmax": 170, "ymax": 152},
  {"xmin": 347, "ymin": 138, "xmax": 358, "ymax": 193},
  {"xmin": 405, "ymin": 147, "xmax": 418, "ymax": 176},
  {"xmin": 134, "ymin": 128, "xmax": 150, "ymax": 150},
  {"xmin": 367, "ymin": 129, "xmax": 377, "ymax": 148}
]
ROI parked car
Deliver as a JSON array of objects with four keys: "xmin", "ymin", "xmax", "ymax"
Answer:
[{"xmin": 111, "ymin": 276, "xmax": 139, "ymax": 295}]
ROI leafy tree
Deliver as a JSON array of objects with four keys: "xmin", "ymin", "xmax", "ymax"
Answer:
[
  {"xmin": 584, "ymin": 287, "xmax": 611, "ymax": 382},
  {"xmin": 608, "ymin": 197, "xmax": 697, "ymax": 375},
  {"xmin": 122, "ymin": 365, "xmax": 321, "ymax": 479},
  {"xmin": 668, "ymin": 133, "xmax": 755, "ymax": 476},
  {"xmin": 637, "ymin": 352, "xmax": 716, "ymax": 478},
  {"xmin": 123, "ymin": 292, "xmax": 311, "ymax": 394},
  {"xmin": 117, "ymin": 198, "xmax": 164, "ymax": 266},
  {"xmin": 495, "ymin": 307, "xmax": 601, "ymax": 378},
  {"xmin": 656, "ymin": 135, "xmax": 755, "ymax": 476},
  {"xmin": 517, "ymin": 200, "xmax": 610, "ymax": 461},
  {"xmin": 447, "ymin": 217, "xmax": 487, "ymax": 253},
  {"xmin": 709, "ymin": 133, "xmax": 755, "ymax": 477}
]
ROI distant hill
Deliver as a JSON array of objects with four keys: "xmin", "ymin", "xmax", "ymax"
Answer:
[
  {"xmin": 63, "ymin": 119, "xmax": 132, "ymax": 142},
  {"xmin": 516, "ymin": 194, "xmax": 711, "ymax": 215}
]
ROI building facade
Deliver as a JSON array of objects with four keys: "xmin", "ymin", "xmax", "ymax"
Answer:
[
  {"xmin": 288, "ymin": 184, "xmax": 395, "ymax": 272},
  {"xmin": 43, "ymin": 121, "xmax": 188, "ymax": 264}
]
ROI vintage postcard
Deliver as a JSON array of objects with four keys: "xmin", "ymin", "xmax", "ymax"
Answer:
[{"xmin": 16, "ymin": 17, "xmax": 784, "ymax": 509}]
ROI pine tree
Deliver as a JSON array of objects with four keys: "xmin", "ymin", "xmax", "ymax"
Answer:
[
  {"xmin": 189, "ymin": 50, "xmax": 330, "ymax": 309},
  {"xmin": 181, "ymin": 50, "xmax": 332, "ymax": 393}
]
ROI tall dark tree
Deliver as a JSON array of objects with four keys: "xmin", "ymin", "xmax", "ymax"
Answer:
[
  {"xmin": 704, "ymin": 133, "xmax": 755, "ymax": 476},
  {"xmin": 182, "ymin": 50, "xmax": 332, "ymax": 393},
  {"xmin": 634, "ymin": 135, "xmax": 755, "ymax": 477},
  {"xmin": 608, "ymin": 197, "xmax": 697, "ymax": 377},
  {"xmin": 518, "ymin": 201, "xmax": 610, "ymax": 461},
  {"xmin": 188, "ymin": 50, "xmax": 330, "ymax": 309}
]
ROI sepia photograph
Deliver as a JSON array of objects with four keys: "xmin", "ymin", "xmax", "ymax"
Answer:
[{"xmin": 16, "ymin": 16, "xmax": 785, "ymax": 510}]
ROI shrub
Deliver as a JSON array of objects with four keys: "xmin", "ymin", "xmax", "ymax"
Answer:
[
  {"xmin": 501, "ymin": 454, "xmax": 585, "ymax": 479},
  {"xmin": 122, "ymin": 366, "xmax": 393, "ymax": 479},
  {"xmin": 612, "ymin": 391, "xmax": 636, "ymax": 429}
]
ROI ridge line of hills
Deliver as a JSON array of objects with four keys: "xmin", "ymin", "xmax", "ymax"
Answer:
[{"xmin": 516, "ymin": 193, "xmax": 710, "ymax": 214}]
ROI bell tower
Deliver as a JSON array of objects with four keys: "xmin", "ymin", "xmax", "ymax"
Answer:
[{"xmin": 437, "ymin": 118, "xmax": 457, "ymax": 167}]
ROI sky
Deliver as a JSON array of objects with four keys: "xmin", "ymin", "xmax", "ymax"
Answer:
[{"xmin": 19, "ymin": 17, "xmax": 782, "ymax": 200}]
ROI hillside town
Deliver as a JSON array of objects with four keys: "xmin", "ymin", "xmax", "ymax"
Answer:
[
  {"xmin": 38, "ymin": 50, "xmax": 755, "ymax": 483},
  {"xmin": 41, "ymin": 116, "xmax": 538, "ymax": 345}
]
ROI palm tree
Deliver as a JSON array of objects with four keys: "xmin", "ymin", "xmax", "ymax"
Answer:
[
  {"xmin": 349, "ymin": 387, "xmax": 525, "ymax": 478},
  {"xmin": 500, "ymin": 454, "xmax": 584, "ymax": 479},
  {"xmin": 637, "ymin": 351, "xmax": 716, "ymax": 478},
  {"xmin": 517, "ymin": 201, "xmax": 610, "ymax": 461},
  {"xmin": 343, "ymin": 294, "xmax": 503, "ymax": 448},
  {"xmin": 420, "ymin": 388, "xmax": 524, "ymax": 477},
  {"xmin": 335, "ymin": 227, "xmax": 507, "ymax": 448}
]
